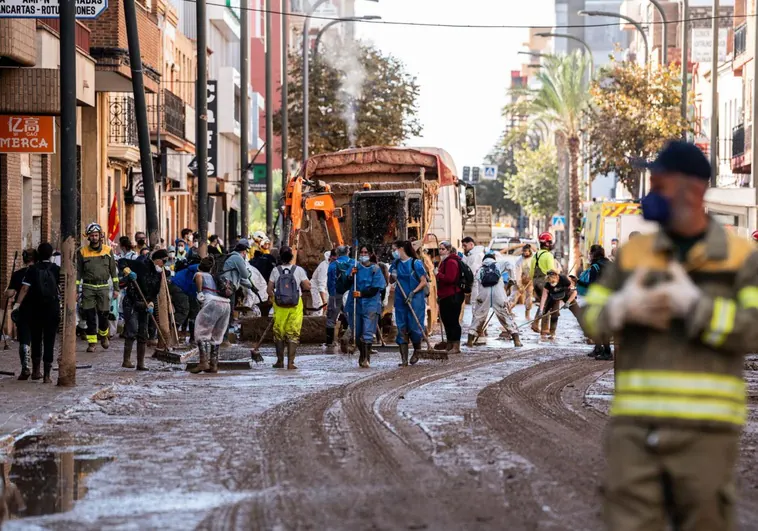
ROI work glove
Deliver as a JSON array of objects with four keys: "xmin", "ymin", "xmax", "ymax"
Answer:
[
  {"xmin": 605, "ymin": 269, "xmax": 673, "ymax": 331},
  {"xmin": 405, "ymin": 293, "xmax": 414, "ymax": 306},
  {"xmin": 147, "ymin": 302, "xmax": 155, "ymax": 315},
  {"xmin": 661, "ymin": 262, "xmax": 701, "ymax": 318},
  {"xmin": 353, "ymin": 290, "xmax": 361, "ymax": 298},
  {"xmin": 127, "ymin": 271, "xmax": 137, "ymax": 282}
]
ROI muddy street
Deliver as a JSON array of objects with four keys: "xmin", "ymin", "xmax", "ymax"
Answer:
[{"xmin": 3, "ymin": 315, "xmax": 758, "ymax": 530}]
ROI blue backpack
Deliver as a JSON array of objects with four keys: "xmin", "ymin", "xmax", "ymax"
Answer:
[{"xmin": 577, "ymin": 263, "xmax": 600, "ymax": 296}]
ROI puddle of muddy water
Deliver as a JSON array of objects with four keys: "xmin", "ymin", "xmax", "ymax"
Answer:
[{"xmin": 2, "ymin": 434, "xmax": 112, "ymax": 521}]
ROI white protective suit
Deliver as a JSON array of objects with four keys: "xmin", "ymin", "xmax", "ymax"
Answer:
[
  {"xmin": 468, "ymin": 257, "xmax": 518, "ymax": 337},
  {"xmin": 462, "ymin": 245, "xmax": 485, "ymax": 314},
  {"xmin": 241, "ymin": 262, "xmax": 269, "ymax": 313},
  {"xmin": 309, "ymin": 252, "xmax": 330, "ymax": 316}
]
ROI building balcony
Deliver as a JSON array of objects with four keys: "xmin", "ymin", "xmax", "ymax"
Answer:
[
  {"xmin": 0, "ymin": 20, "xmax": 36, "ymax": 66},
  {"xmin": 733, "ymin": 23, "xmax": 749, "ymax": 74},
  {"xmin": 36, "ymin": 19, "xmax": 91, "ymax": 54},
  {"xmin": 148, "ymin": 88, "xmax": 192, "ymax": 149},
  {"xmin": 731, "ymin": 123, "xmax": 752, "ymax": 174},
  {"xmin": 108, "ymin": 93, "xmax": 140, "ymax": 163}
]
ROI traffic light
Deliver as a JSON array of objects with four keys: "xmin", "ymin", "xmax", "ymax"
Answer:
[
  {"xmin": 471, "ymin": 166, "xmax": 480, "ymax": 183},
  {"xmin": 462, "ymin": 166, "xmax": 471, "ymax": 182}
]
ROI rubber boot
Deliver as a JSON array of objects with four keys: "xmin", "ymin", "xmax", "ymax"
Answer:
[
  {"xmin": 122, "ymin": 339, "xmax": 135, "ymax": 368},
  {"xmin": 273, "ymin": 340, "xmax": 285, "ymax": 369},
  {"xmin": 512, "ymin": 333, "xmax": 523, "ymax": 348},
  {"xmin": 588, "ymin": 345, "xmax": 603, "ymax": 358},
  {"xmin": 191, "ymin": 342, "xmax": 209, "ymax": 373},
  {"xmin": 409, "ymin": 342, "xmax": 421, "ymax": 365},
  {"xmin": 207, "ymin": 344, "xmax": 219, "ymax": 373},
  {"xmin": 449, "ymin": 341, "xmax": 461, "ymax": 354},
  {"xmin": 358, "ymin": 340, "xmax": 369, "ymax": 368},
  {"xmin": 531, "ymin": 311, "xmax": 542, "ymax": 333},
  {"xmin": 466, "ymin": 334, "xmax": 477, "ymax": 348},
  {"xmin": 86, "ymin": 343, "xmax": 97, "ymax": 353},
  {"xmin": 595, "ymin": 345, "xmax": 614, "ymax": 361},
  {"xmin": 325, "ymin": 327, "xmax": 335, "ymax": 347},
  {"xmin": 31, "ymin": 358, "xmax": 42, "ymax": 380},
  {"xmin": 287, "ymin": 341, "xmax": 298, "ymax": 370},
  {"xmin": 42, "ymin": 363, "xmax": 52, "ymax": 384},
  {"xmin": 136, "ymin": 342, "xmax": 149, "ymax": 371},
  {"xmin": 100, "ymin": 333, "xmax": 110, "ymax": 350},
  {"xmin": 549, "ymin": 320, "xmax": 558, "ymax": 340},
  {"xmin": 398, "ymin": 343, "xmax": 409, "ymax": 367},
  {"xmin": 18, "ymin": 345, "xmax": 31, "ymax": 380},
  {"xmin": 366, "ymin": 342, "xmax": 372, "ymax": 365}
]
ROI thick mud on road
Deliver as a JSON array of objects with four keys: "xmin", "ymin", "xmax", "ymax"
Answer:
[{"xmin": 3, "ymin": 312, "xmax": 758, "ymax": 530}]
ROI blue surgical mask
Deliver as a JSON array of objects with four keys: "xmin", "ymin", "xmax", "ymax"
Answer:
[
  {"xmin": 392, "ymin": 250, "xmax": 400, "ymax": 259},
  {"xmin": 359, "ymin": 255, "xmax": 370, "ymax": 263},
  {"xmin": 501, "ymin": 271, "xmax": 510, "ymax": 283},
  {"xmin": 641, "ymin": 191, "xmax": 672, "ymax": 225}
]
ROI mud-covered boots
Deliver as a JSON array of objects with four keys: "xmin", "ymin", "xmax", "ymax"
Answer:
[
  {"xmin": 325, "ymin": 327, "xmax": 335, "ymax": 347},
  {"xmin": 287, "ymin": 341, "xmax": 298, "ymax": 370},
  {"xmin": 398, "ymin": 343, "xmax": 409, "ymax": 367},
  {"xmin": 42, "ymin": 363, "xmax": 52, "ymax": 384},
  {"xmin": 100, "ymin": 333, "xmax": 110, "ymax": 350},
  {"xmin": 208, "ymin": 345, "xmax": 219, "ymax": 373},
  {"xmin": 588, "ymin": 345, "xmax": 603, "ymax": 358},
  {"xmin": 512, "ymin": 333, "xmax": 523, "ymax": 348},
  {"xmin": 86, "ymin": 343, "xmax": 97, "ymax": 353},
  {"xmin": 409, "ymin": 342, "xmax": 421, "ymax": 365},
  {"xmin": 466, "ymin": 334, "xmax": 477, "ymax": 348},
  {"xmin": 449, "ymin": 341, "xmax": 461, "ymax": 354},
  {"xmin": 531, "ymin": 310, "xmax": 542, "ymax": 333},
  {"xmin": 18, "ymin": 345, "xmax": 31, "ymax": 380},
  {"xmin": 357, "ymin": 340, "xmax": 368, "ymax": 368},
  {"xmin": 548, "ymin": 319, "xmax": 558, "ymax": 340},
  {"xmin": 595, "ymin": 345, "xmax": 613, "ymax": 361},
  {"xmin": 136, "ymin": 342, "xmax": 149, "ymax": 371},
  {"xmin": 191, "ymin": 341, "xmax": 210, "ymax": 373},
  {"xmin": 31, "ymin": 358, "xmax": 42, "ymax": 380},
  {"xmin": 273, "ymin": 340, "xmax": 285, "ymax": 369},
  {"xmin": 122, "ymin": 339, "xmax": 135, "ymax": 368}
]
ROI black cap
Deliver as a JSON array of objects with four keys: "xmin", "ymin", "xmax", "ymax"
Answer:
[
  {"xmin": 634, "ymin": 140, "xmax": 711, "ymax": 180},
  {"xmin": 151, "ymin": 249, "xmax": 169, "ymax": 261}
]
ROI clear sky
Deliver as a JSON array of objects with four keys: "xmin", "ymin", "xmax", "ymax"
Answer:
[{"xmin": 354, "ymin": 0, "xmax": 553, "ymax": 172}]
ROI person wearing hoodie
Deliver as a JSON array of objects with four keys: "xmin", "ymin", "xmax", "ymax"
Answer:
[
  {"xmin": 467, "ymin": 253, "xmax": 522, "ymax": 348},
  {"xmin": 577, "ymin": 244, "xmax": 613, "ymax": 360},
  {"xmin": 436, "ymin": 241, "xmax": 465, "ymax": 353}
]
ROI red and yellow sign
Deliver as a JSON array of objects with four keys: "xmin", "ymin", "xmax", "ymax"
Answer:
[{"xmin": 0, "ymin": 115, "xmax": 55, "ymax": 154}]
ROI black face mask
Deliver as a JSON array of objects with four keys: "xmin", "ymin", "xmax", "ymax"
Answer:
[{"xmin": 137, "ymin": 239, "xmax": 146, "ymax": 246}]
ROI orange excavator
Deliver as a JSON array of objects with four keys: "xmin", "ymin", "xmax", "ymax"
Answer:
[{"xmin": 284, "ymin": 175, "xmax": 345, "ymax": 260}]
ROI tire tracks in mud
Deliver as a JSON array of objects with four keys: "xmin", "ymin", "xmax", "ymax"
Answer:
[
  {"xmin": 477, "ymin": 355, "xmax": 612, "ymax": 530},
  {"xmin": 198, "ymin": 349, "xmax": 546, "ymax": 530}
]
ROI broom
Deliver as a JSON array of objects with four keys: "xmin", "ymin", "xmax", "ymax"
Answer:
[{"xmin": 394, "ymin": 280, "xmax": 448, "ymax": 361}]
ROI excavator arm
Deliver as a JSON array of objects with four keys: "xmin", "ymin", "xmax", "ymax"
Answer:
[{"xmin": 285, "ymin": 175, "xmax": 345, "ymax": 260}]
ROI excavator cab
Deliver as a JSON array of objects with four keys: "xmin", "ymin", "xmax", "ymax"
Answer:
[{"xmin": 352, "ymin": 190, "xmax": 423, "ymax": 263}]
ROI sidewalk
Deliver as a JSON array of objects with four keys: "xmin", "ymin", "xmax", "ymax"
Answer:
[{"xmin": 0, "ymin": 336, "xmax": 168, "ymax": 453}]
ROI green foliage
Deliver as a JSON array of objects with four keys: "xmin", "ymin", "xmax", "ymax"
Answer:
[
  {"xmin": 504, "ymin": 143, "xmax": 559, "ymax": 220},
  {"xmin": 586, "ymin": 59, "xmax": 692, "ymax": 198},
  {"xmin": 248, "ymin": 169, "xmax": 283, "ymax": 235},
  {"xmin": 274, "ymin": 42, "xmax": 422, "ymax": 160}
]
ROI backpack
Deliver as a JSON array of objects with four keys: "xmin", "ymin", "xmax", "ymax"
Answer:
[
  {"xmin": 274, "ymin": 265, "xmax": 301, "ymax": 307},
  {"xmin": 211, "ymin": 254, "xmax": 234, "ymax": 298},
  {"xmin": 480, "ymin": 262, "xmax": 501, "ymax": 288},
  {"xmin": 458, "ymin": 259, "xmax": 474, "ymax": 294},
  {"xmin": 36, "ymin": 264, "xmax": 59, "ymax": 306},
  {"xmin": 577, "ymin": 263, "xmax": 601, "ymax": 296},
  {"xmin": 334, "ymin": 260, "xmax": 353, "ymax": 294}
]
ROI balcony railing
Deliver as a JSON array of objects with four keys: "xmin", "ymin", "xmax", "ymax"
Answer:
[
  {"xmin": 109, "ymin": 95, "xmax": 138, "ymax": 146},
  {"xmin": 732, "ymin": 123, "xmax": 745, "ymax": 158},
  {"xmin": 36, "ymin": 19, "xmax": 91, "ymax": 54},
  {"xmin": 148, "ymin": 89, "xmax": 186, "ymax": 140},
  {"xmin": 734, "ymin": 23, "xmax": 747, "ymax": 58}
]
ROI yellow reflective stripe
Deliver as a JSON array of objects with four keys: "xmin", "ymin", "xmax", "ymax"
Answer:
[
  {"xmin": 583, "ymin": 304, "xmax": 603, "ymax": 337},
  {"xmin": 616, "ymin": 370, "xmax": 745, "ymax": 401},
  {"xmin": 82, "ymin": 283, "xmax": 111, "ymax": 288},
  {"xmin": 702, "ymin": 297, "xmax": 737, "ymax": 347},
  {"xmin": 611, "ymin": 394, "xmax": 746, "ymax": 425},
  {"xmin": 738, "ymin": 286, "xmax": 758, "ymax": 309},
  {"xmin": 75, "ymin": 280, "xmax": 81, "ymax": 285},
  {"xmin": 584, "ymin": 284, "xmax": 612, "ymax": 306},
  {"xmin": 86, "ymin": 335, "xmax": 97, "ymax": 344},
  {"xmin": 97, "ymin": 329, "xmax": 109, "ymax": 337},
  {"xmin": 112, "ymin": 277, "xmax": 119, "ymax": 283}
]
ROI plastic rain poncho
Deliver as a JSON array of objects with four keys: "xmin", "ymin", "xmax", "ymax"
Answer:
[
  {"xmin": 463, "ymin": 245, "xmax": 485, "ymax": 313},
  {"xmin": 194, "ymin": 273, "xmax": 231, "ymax": 345},
  {"xmin": 241, "ymin": 262, "xmax": 269, "ymax": 309},
  {"xmin": 468, "ymin": 257, "xmax": 517, "ymax": 336}
]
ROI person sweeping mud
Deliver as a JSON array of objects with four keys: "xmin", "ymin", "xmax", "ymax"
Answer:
[
  {"xmin": 530, "ymin": 233, "xmax": 556, "ymax": 333},
  {"xmin": 466, "ymin": 253, "xmax": 521, "ymax": 348},
  {"xmin": 389, "ymin": 240, "xmax": 428, "ymax": 366},
  {"xmin": 581, "ymin": 141, "xmax": 758, "ymax": 530},
  {"xmin": 536, "ymin": 270, "xmax": 579, "ymax": 340},
  {"xmin": 344, "ymin": 245, "xmax": 386, "ymax": 368},
  {"xmin": 190, "ymin": 256, "xmax": 231, "ymax": 374}
]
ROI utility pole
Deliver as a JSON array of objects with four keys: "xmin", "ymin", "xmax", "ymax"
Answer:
[
  {"xmin": 58, "ymin": 0, "xmax": 77, "ymax": 386},
  {"xmin": 709, "ymin": 0, "xmax": 719, "ymax": 186},
  {"xmin": 681, "ymin": 0, "xmax": 690, "ymax": 128},
  {"xmin": 240, "ymin": 0, "xmax": 250, "ymax": 238},
  {"xmin": 196, "ymin": 0, "xmax": 209, "ymax": 257},
  {"xmin": 124, "ymin": 0, "xmax": 160, "ymax": 248},
  {"xmin": 265, "ymin": 0, "xmax": 274, "ymax": 235},
  {"xmin": 281, "ymin": 0, "xmax": 289, "ymax": 189}
]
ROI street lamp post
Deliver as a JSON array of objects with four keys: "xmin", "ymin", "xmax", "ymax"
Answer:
[
  {"xmin": 535, "ymin": 32, "xmax": 594, "ymax": 80},
  {"xmin": 681, "ymin": 0, "xmax": 690, "ymax": 126},
  {"xmin": 314, "ymin": 15, "xmax": 381, "ymax": 57},
  {"xmin": 648, "ymin": 0, "xmax": 669, "ymax": 64},
  {"xmin": 579, "ymin": 10, "xmax": 649, "ymax": 68}
]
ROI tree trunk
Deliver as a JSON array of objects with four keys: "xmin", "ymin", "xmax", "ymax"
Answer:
[{"xmin": 568, "ymin": 135, "xmax": 582, "ymax": 274}]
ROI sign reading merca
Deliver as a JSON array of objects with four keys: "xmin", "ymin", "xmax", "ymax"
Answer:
[{"xmin": 0, "ymin": 0, "xmax": 108, "ymax": 19}]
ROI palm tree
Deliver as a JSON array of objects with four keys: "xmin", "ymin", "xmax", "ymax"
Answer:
[{"xmin": 506, "ymin": 51, "xmax": 591, "ymax": 269}]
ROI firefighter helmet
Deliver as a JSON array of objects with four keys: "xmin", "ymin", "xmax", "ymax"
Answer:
[
  {"xmin": 252, "ymin": 230, "xmax": 268, "ymax": 244},
  {"xmin": 538, "ymin": 232, "xmax": 553, "ymax": 244},
  {"xmin": 86, "ymin": 222, "xmax": 103, "ymax": 235}
]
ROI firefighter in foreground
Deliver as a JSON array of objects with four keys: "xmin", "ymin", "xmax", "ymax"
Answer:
[
  {"xmin": 581, "ymin": 141, "xmax": 758, "ymax": 530},
  {"xmin": 78, "ymin": 223, "xmax": 119, "ymax": 352}
]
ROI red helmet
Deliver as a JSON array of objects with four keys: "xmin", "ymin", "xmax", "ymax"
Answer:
[
  {"xmin": 538, "ymin": 232, "xmax": 554, "ymax": 244},
  {"xmin": 752, "ymin": 230, "xmax": 758, "ymax": 242}
]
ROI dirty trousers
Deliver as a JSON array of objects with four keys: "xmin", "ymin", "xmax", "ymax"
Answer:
[
  {"xmin": 194, "ymin": 296, "xmax": 231, "ymax": 345},
  {"xmin": 273, "ymin": 299, "xmax": 304, "ymax": 342},
  {"xmin": 81, "ymin": 287, "xmax": 111, "ymax": 343},
  {"xmin": 468, "ymin": 299, "xmax": 517, "ymax": 336},
  {"xmin": 604, "ymin": 424, "xmax": 738, "ymax": 531},
  {"xmin": 326, "ymin": 294, "xmax": 344, "ymax": 329},
  {"xmin": 122, "ymin": 297, "xmax": 150, "ymax": 343}
]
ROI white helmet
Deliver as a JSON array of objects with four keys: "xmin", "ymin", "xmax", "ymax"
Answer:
[
  {"xmin": 252, "ymin": 230, "xmax": 268, "ymax": 244},
  {"xmin": 86, "ymin": 222, "xmax": 103, "ymax": 235}
]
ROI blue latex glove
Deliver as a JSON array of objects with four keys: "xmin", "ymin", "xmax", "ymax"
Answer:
[{"xmin": 127, "ymin": 271, "xmax": 137, "ymax": 281}]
